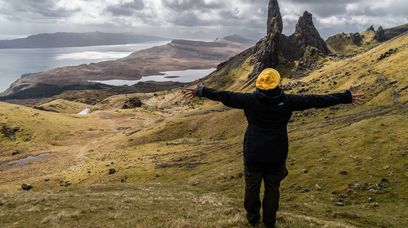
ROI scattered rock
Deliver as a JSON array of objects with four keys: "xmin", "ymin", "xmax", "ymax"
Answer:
[
  {"xmin": 339, "ymin": 170, "xmax": 348, "ymax": 175},
  {"xmin": 59, "ymin": 180, "xmax": 71, "ymax": 187},
  {"xmin": 335, "ymin": 201, "xmax": 344, "ymax": 206},
  {"xmin": 11, "ymin": 149, "xmax": 20, "ymax": 156},
  {"xmin": 21, "ymin": 183, "xmax": 33, "ymax": 191},
  {"xmin": 1, "ymin": 123, "xmax": 21, "ymax": 140},
  {"xmin": 108, "ymin": 168, "xmax": 116, "ymax": 175},
  {"xmin": 315, "ymin": 184, "xmax": 322, "ymax": 191},
  {"xmin": 368, "ymin": 197, "xmax": 374, "ymax": 203},
  {"xmin": 378, "ymin": 48, "xmax": 398, "ymax": 61},
  {"xmin": 44, "ymin": 179, "xmax": 50, "ymax": 182},
  {"xmin": 349, "ymin": 182, "xmax": 361, "ymax": 190},
  {"xmin": 332, "ymin": 190, "xmax": 341, "ymax": 195},
  {"xmin": 122, "ymin": 97, "xmax": 142, "ymax": 109}
]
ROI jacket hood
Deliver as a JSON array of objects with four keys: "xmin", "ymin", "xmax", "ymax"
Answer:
[{"xmin": 254, "ymin": 87, "xmax": 285, "ymax": 106}]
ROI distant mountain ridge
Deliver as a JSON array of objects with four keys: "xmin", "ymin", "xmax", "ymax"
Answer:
[{"xmin": 0, "ymin": 31, "xmax": 168, "ymax": 49}]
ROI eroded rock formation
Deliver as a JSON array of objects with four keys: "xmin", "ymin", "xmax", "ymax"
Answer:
[
  {"xmin": 249, "ymin": 1, "xmax": 330, "ymax": 78},
  {"xmin": 249, "ymin": 0, "xmax": 282, "ymax": 78},
  {"xmin": 288, "ymin": 11, "xmax": 330, "ymax": 59}
]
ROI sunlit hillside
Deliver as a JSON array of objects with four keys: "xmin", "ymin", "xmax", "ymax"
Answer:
[{"xmin": 1, "ymin": 33, "xmax": 407, "ymax": 228}]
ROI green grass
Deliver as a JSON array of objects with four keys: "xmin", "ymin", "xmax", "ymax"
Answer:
[{"xmin": 0, "ymin": 33, "xmax": 407, "ymax": 228}]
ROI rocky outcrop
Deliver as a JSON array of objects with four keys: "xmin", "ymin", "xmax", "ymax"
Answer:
[
  {"xmin": 267, "ymin": 0, "xmax": 283, "ymax": 35},
  {"xmin": 378, "ymin": 48, "xmax": 398, "ymax": 61},
  {"xmin": 326, "ymin": 24, "xmax": 407, "ymax": 56},
  {"xmin": 366, "ymin": 25, "xmax": 375, "ymax": 32},
  {"xmin": 288, "ymin": 11, "xmax": 330, "ymax": 59},
  {"xmin": 375, "ymin": 26, "xmax": 387, "ymax": 42},
  {"xmin": 122, "ymin": 97, "xmax": 142, "ymax": 109},
  {"xmin": 351, "ymin": 33, "xmax": 363, "ymax": 45},
  {"xmin": 249, "ymin": 3, "xmax": 330, "ymax": 78},
  {"xmin": 249, "ymin": 0, "xmax": 283, "ymax": 78},
  {"xmin": 1, "ymin": 123, "xmax": 21, "ymax": 140}
]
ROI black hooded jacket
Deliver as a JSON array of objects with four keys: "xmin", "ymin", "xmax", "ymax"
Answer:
[{"xmin": 197, "ymin": 86, "xmax": 352, "ymax": 165}]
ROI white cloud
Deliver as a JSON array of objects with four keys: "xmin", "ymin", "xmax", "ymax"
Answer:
[{"xmin": 0, "ymin": 0, "xmax": 407, "ymax": 39}]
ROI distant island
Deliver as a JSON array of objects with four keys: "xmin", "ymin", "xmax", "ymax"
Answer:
[{"xmin": 0, "ymin": 31, "xmax": 169, "ymax": 49}]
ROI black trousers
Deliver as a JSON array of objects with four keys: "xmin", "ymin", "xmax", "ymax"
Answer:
[{"xmin": 244, "ymin": 160, "xmax": 288, "ymax": 227}]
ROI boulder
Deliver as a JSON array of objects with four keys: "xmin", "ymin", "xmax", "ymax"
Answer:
[
  {"xmin": 21, "ymin": 183, "xmax": 33, "ymax": 191},
  {"xmin": 108, "ymin": 168, "xmax": 116, "ymax": 175},
  {"xmin": 378, "ymin": 48, "xmax": 398, "ymax": 61},
  {"xmin": 122, "ymin": 97, "xmax": 142, "ymax": 109},
  {"xmin": 351, "ymin": 33, "xmax": 363, "ymax": 45},
  {"xmin": 1, "ymin": 123, "xmax": 21, "ymax": 140}
]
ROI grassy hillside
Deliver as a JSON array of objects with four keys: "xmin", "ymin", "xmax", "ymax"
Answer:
[
  {"xmin": 326, "ymin": 29, "xmax": 380, "ymax": 56},
  {"xmin": 0, "ymin": 34, "xmax": 407, "ymax": 227}
]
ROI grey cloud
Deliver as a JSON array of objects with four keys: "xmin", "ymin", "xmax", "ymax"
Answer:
[
  {"xmin": 162, "ymin": 0, "xmax": 267, "ymax": 28},
  {"xmin": 161, "ymin": 0, "xmax": 224, "ymax": 11},
  {"xmin": 0, "ymin": 0, "xmax": 406, "ymax": 42},
  {"xmin": 106, "ymin": 0, "xmax": 145, "ymax": 16},
  {"xmin": 170, "ymin": 12, "xmax": 211, "ymax": 27},
  {"xmin": 0, "ymin": 0, "xmax": 78, "ymax": 20}
]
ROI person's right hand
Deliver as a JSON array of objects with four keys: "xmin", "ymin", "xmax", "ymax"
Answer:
[{"xmin": 185, "ymin": 87, "xmax": 198, "ymax": 99}]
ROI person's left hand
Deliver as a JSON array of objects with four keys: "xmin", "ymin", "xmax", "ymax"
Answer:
[{"xmin": 349, "ymin": 86, "xmax": 365, "ymax": 105}]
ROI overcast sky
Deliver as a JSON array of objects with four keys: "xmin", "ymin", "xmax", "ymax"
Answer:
[{"xmin": 0, "ymin": 0, "xmax": 407, "ymax": 40}]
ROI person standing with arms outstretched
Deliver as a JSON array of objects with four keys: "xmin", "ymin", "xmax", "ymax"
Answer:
[{"xmin": 186, "ymin": 68, "xmax": 365, "ymax": 227}]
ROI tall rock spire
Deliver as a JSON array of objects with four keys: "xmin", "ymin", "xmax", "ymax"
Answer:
[
  {"xmin": 249, "ymin": 0, "xmax": 283, "ymax": 78},
  {"xmin": 267, "ymin": 0, "xmax": 283, "ymax": 35}
]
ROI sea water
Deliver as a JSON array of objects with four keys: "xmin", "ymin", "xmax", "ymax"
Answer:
[
  {"xmin": 0, "ymin": 41, "xmax": 170, "ymax": 92},
  {"xmin": 90, "ymin": 68, "xmax": 216, "ymax": 86}
]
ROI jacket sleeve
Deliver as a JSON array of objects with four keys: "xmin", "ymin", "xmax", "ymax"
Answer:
[
  {"xmin": 286, "ymin": 90, "xmax": 352, "ymax": 111},
  {"xmin": 197, "ymin": 86, "xmax": 254, "ymax": 109}
]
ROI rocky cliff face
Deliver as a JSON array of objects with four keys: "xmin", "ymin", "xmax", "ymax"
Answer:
[
  {"xmin": 375, "ymin": 26, "xmax": 387, "ymax": 42},
  {"xmin": 288, "ymin": 11, "xmax": 330, "ymax": 59},
  {"xmin": 249, "ymin": 0, "xmax": 282, "ymax": 78},
  {"xmin": 249, "ymin": 1, "xmax": 329, "ymax": 78}
]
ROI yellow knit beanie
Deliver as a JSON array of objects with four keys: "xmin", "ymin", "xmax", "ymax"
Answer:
[{"xmin": 256, "ymin": 68, "xmax": 281, "ymax": 90}]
